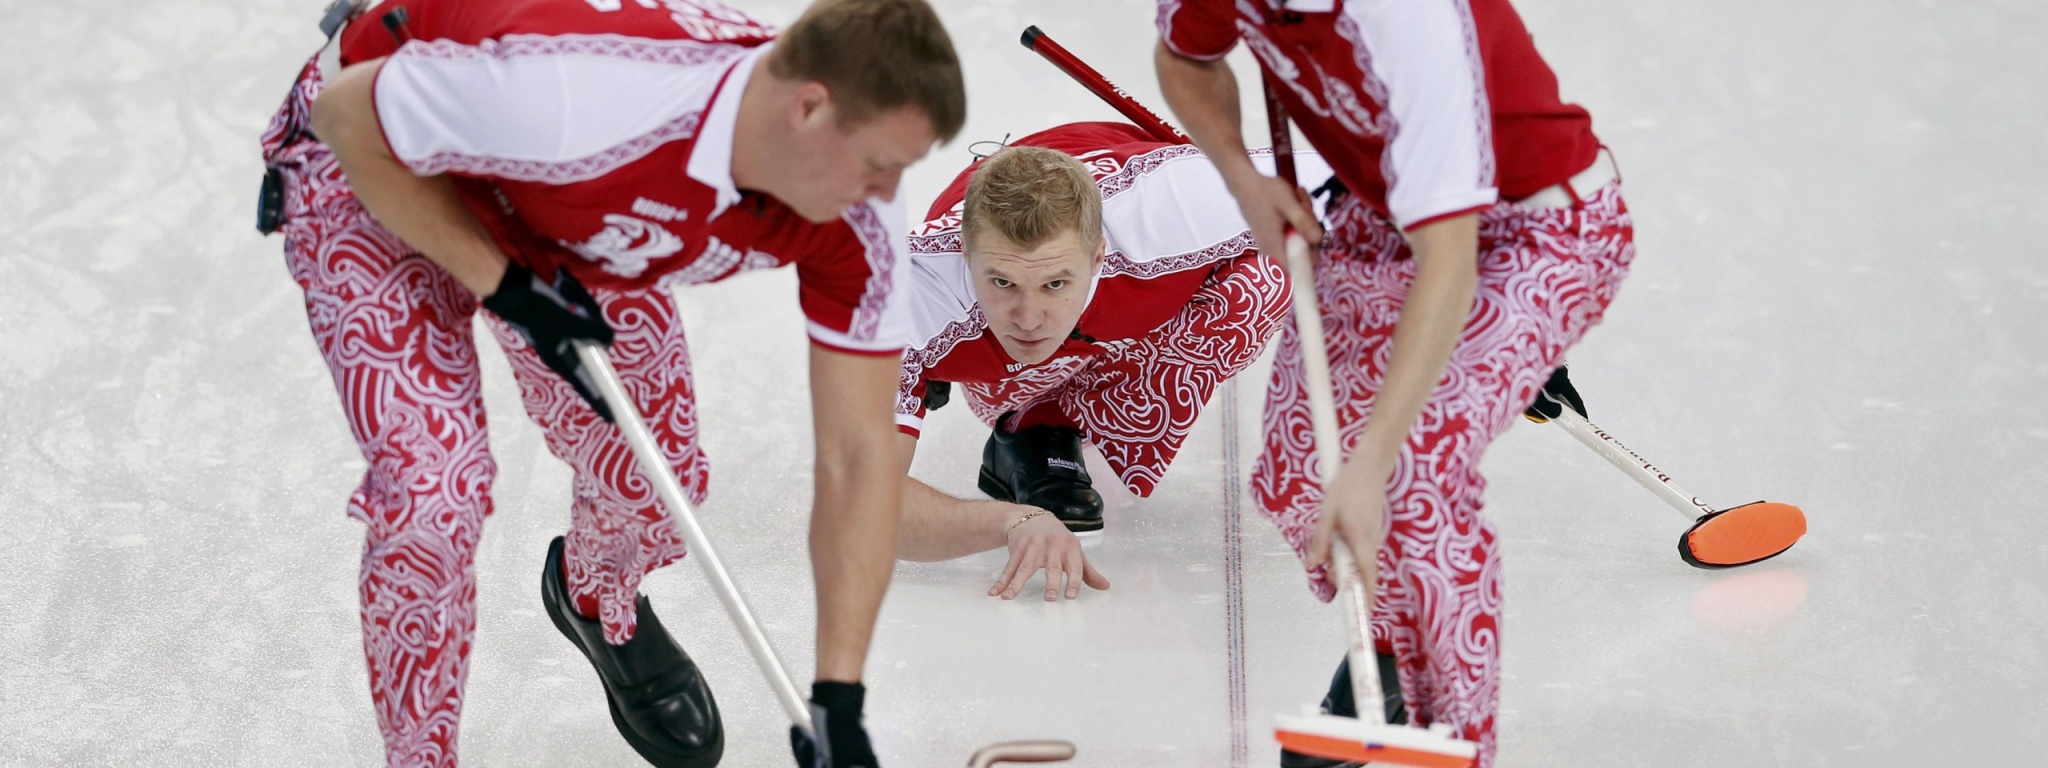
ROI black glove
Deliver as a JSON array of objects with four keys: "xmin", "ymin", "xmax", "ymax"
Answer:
[
  {"xmin": 1523, "ymin": 364, "xmax": 1588, "ymax": 424},
  {"xmin": 481, "ymin": 262, "xmax": 617, "ymax": 422},
  {"xmin": 790, "ymin": 681, "xmax": 880, "ymax": 768}
]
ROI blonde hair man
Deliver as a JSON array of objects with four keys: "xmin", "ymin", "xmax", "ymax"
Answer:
[
  {"xmin": 261, "ymin": 0, "xmax": 961, "ymax": 765},
  {"xmin": 889, "ymin": 122, "xmax": 1322, "ymax": 600}
]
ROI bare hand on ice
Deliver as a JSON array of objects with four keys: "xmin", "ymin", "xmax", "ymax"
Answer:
[{"xmin": 992, "ymin": 510, "xmax": 1109, "ymax": 602}]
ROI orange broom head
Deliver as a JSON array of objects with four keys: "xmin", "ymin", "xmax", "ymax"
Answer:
[
  {"xmin": 1681, "ymin": 501, "xmax": 1807, "ymax": 568},
  {"xmin": 1275, "ymin": 713, "xmax": 1477, "ymax": 768}
]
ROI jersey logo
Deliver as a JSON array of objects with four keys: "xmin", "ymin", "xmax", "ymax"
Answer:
[
  {"xmin": 1237, "ymin": 19, "xmax": 1384, "ymax": 139},
  {"xmin": 657, "ymin": 235, "xmax": 781, "ymax": 289},
  {"xmin": 1084, "ymin": 157, "xmax": 1123, "ymax": 179},
  {"xmin": 584, "ymin": 0, "xmax": 774, "ymax": 42},
  {"xmin": 657, "ymin": 0, "xmax": 772, "ymax": 42},
  {"xmin": 914, "ymin": 210, "xmax": 963, "ymax": 237},
  {"xmin": 631, "ymin": 196, "xmax": 690, "ymax": 223},
  {"xmin": 563, "ymin": 213, "xmax": 685, "ymax": 278},
  {"xmin": 1071, "ymin": 148, "xmax": 1124, "ymax": 180}
]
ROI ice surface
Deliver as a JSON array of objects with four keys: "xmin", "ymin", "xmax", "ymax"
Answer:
[{"xmin": 2, "ymin": 0, "xmax": 2045, "ymax": 766}]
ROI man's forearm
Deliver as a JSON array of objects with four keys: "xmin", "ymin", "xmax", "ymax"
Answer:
[
  {"xmin": 808, "ymin": 348, "xmax": 909, "ymax": 684},
  {"xmin": 810, "ymin": 441, "xmax": 901, "ymax": 683},
  {"xmin": 1155, "ymin": 42, "xmax": 1260, "ymax": 185},
  {"xmin": 1354, "ymin": 215, "xmax": 1481, "ymax": 459},
  {"xmin": 895, "ymin": 475, "xmax": 1017, "ymax": 562},
  {"xmin": 311, "ymin": 59, "xmax": 507, "ymax": 296}
]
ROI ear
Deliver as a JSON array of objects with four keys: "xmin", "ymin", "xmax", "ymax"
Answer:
[
  {"xmin": 1088, "ymin": 237, "xmax": 1107, "ymax": 271},
  {"xmin": 788, "ymin": 81, "xmax": 834, "ymax": 132}
]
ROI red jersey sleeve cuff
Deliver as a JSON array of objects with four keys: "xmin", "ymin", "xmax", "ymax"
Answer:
[
  {"xmin": 1158, "ymin": 34, "xmax": 1233, "ymax": 62},
  {"xmin": 1401, "ymin": 201, "xmax": 1494, "ymax": 232},
  {"xmin": 808, "ymin": 338, "xmax": 906, "ymax": 358}
]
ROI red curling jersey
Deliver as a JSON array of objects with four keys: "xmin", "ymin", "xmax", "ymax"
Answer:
[
  {"xmin": 338, "ymin": 0, "xmax": 914, "ymax": 354},
  {"xmin": 1157, "ymin": 0, "xmax": 1600, "ymax": 230},
  {"xmin": 894, "ymin": 122, "xmax": 1328, "ymax": 436}
]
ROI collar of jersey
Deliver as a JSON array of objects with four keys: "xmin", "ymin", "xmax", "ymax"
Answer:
[
  {"xmin": 686, "ymin": 43, "xmax": 772, "ymax": 221},
  {"xmin": 1083, "ymin": 257, "xmax": 1103, "ymax": 308}
]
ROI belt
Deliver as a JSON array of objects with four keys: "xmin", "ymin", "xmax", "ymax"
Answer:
[{"xmin": 1513, "ymin": 149, "xmax": 1619, "ymax": 210}]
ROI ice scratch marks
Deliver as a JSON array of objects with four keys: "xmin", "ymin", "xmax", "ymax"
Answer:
[{"xmin": 1221, "ymin": 378, "xmax": 1248, "ymax": 768}]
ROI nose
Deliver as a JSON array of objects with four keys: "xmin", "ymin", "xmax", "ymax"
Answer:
[
  {"xmin": 865, "ymin": 168, "xmax": 903, "ymax": 203},
  {"xmin": 1012, "ymin": 296, "xmax": 1047, "ymax": 334}
]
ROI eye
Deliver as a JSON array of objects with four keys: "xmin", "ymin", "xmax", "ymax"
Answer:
[
  {"xmin": 1046, "ymin": 280, "xmax": 1068, "ymax": 290},
  {"xmin": 991, "ymin": 277, "xmax": 1014, "ymax": 289}
]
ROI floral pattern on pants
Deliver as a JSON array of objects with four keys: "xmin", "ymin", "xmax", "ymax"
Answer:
[
  {"xmin": 1252, "ymin": 186, "xmax": 1634, "ymax": 767},
  {"xmin": 262, "ymin": 56, "xmax": 700, "ymax": 768}
]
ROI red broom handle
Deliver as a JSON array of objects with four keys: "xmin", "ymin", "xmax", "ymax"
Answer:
[
  {"xmin": 1020, "ymin": 26, "xmax": 1191, "ymax": 146},
  {"xmin": 1261, "ymin": 75, "xmax": 1298, "ymax": 186}
]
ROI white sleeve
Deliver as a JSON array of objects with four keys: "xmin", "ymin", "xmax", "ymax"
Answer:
[
  {"xmin": 870, "ymin": 196, "xmax": 921, "ymax": 352},
  {"xmin": 893, "ymin": 222, "xmax": 981, "ymax": 432},
  {"xmin": 1344, "ymin": 0, "xmax": 1498, "ymax": 228},
  {"xmin": 372, "ymin": 35, "xmax": 735, "ymax": 183},
  {"xmin": 1098, "ymin": 148, "xmax": 1262, "ymax": 275}
]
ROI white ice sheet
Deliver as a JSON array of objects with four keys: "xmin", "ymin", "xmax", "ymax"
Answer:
[{"xmin": 2, "ymin": 1, "xmax": 2044, "ymax": 766}]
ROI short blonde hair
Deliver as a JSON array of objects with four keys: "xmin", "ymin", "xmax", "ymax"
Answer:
[{"xmin": 961, "ymin": 146, "xmax": 1103, "ymax": 254}]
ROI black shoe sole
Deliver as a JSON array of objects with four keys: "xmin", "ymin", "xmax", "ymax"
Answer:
[
  {"xmin": 1280, "ymin": 756, "xmax": 1363, "ymax": 768},
  {"xmin": 545, "ymin": 545, "xmax": 725, "ymax": 768},
  {"xmin": 605, "ymin": 694, "xmax": 723, "ymax": 768},
  {"xmin": 978, "ymin": 467, "xmax": 1105, "ymax": 532}
]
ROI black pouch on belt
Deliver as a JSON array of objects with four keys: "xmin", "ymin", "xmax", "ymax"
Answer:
[{"xmin": 257, "ymin": 167, "xmax": 286, "ymax": 235}]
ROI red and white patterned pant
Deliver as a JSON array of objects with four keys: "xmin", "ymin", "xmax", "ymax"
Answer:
[
  {"xmin": 1252, "ymin": 187, "xmax": 1634, "ymax": 767},
  {"xmin": 262, "ymin": 58, "xmax": 701, "ymax": 767},
  {"xmin": 962, "ymin": 256, "xmax": 1291, "ymax": 496}
]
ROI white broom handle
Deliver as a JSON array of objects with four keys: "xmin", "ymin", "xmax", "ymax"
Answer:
[
  {"xmin": 1280, "ymin": 234, "xmax": 1389, "ymax": 726},
  {"xmin": 1329, "ymin": 543, "xmax": 1385, "ymax": 725},
  {"xmin": 575, "ymin": 342, "xmax": 814, "ymax": 733},
  {"xmin": 1547, "ymin": 408, "xmax": 1716, "ymax": 521}
]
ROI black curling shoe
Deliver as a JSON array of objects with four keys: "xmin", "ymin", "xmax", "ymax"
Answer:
[
  {"xmin": 542, "ymin": 536, "xmax": 724, "ymax": 767},
  {"xmin": 977, "ymin": 418, "xmax": 1104, "ymax": 532},
  {"xmin": 1279, "ymin": 652, "xmax": 1409, "ymax": 768}
]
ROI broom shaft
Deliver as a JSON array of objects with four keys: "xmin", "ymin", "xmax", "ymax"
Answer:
[
  {"xmin": 575, "ymin": 342, "xmax": 813, "ymax": 732},
  {"xmin": 1549, "ymin": 408, "xmax": 1717, "ymax": 520},
  {"xmin": 1021, "ymin": 26, "xmax": 1191, "ymax": 145},
  {"xmin": 1264, "ymin": 77, "xmax": 1388, "ymax": 725}
]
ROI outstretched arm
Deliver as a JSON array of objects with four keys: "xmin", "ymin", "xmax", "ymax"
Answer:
[
  {"xmin": 891, "ymin": 433, "xmax": 1109, "ymax": 601},
  {"xmin": 808, "ymin": 345, "xmax": 909, "ymax": 683},
  {"xmin": 892, "ymin": 431, "xmax": 1012, "ymax": 561}
]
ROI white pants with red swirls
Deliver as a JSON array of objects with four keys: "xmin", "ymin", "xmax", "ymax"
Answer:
[
  {"xmin": 1252, "ymin": 188, "xmax": 1635, "ymax": 767},
  {"xmin": 262, "ymin": 60, "xmax": 699, "ymax": 768}
]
